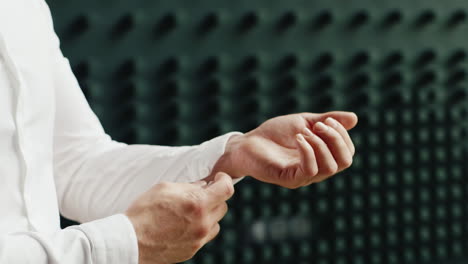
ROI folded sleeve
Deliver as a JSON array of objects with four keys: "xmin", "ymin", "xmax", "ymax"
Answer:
[
  {"xmin": 0, "ymin": 214, "xmax": 137, "ymax": 264},
  {"xmin": 38, "ymin": 0, "xmax": 242, "ymax": 223}
]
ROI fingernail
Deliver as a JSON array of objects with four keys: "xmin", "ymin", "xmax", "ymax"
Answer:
[
  {"xmin": 303, "ymin": 127, "xmax": 314, "ymax": 137},
  {"xmin": 314, "ymin": 122, "xmax": 329, "ymax": 133},
  {"xmin": 326, "ymin": 117, "xmax": 338, "ymax": 128},
  {"xmin": 296, "ymin": 133, "xmax": 305, "ymax": 142}
]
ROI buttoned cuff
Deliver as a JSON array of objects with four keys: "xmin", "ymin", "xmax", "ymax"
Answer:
[
  {"xmin": 190, "ymin": 132, "xmax": 244, "ymax": 184},
  {"xmin": 74, "ymin": 214, "xmax": 138, "ymax": 264}
]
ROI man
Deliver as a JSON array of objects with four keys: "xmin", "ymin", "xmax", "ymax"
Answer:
[{"xmin": 0, "ymin": 1, "xmax": 358, "ymax": 264}]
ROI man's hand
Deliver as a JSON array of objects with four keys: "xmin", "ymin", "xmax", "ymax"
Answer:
[
  {"xmin": 210, "ymin": 112, "xmax": 358, "ymax": 189},
  {"xmin": 125, "ymin": 173, "xmax": 234, "ymax": 264}
]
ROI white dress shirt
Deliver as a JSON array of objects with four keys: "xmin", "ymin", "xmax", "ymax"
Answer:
[{"xmin": 0, "ymin": 1, "xmax": 240, "ymax": 263}]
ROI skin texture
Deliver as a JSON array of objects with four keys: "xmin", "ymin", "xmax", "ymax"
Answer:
[
  {"xmin": 126, "ymin": 111, "xmax": 358, "ymax": 263},
  {"xmin": 125, "ymin": 173, "xmax": 234, "ymax": 264},
  {"xmin": 209, "ymin": 111, "xmax": 358, "ymax": 188}
]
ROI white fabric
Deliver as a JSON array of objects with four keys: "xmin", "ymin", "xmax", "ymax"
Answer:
[{"xmin": 0, "ymin": 0, "xmax": 241, "ymax": 263}]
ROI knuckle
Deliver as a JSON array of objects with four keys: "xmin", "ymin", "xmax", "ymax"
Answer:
[
  {"xmin": 193, "ymin": 204, "xmax": 206, "ymax": 218},
  {"xmin": 213, "ymin": 223, "xmax": 221, "ymax": 237},
  {"xmin": 223, "ymin": 181, "xmax": 235, "ymax": 197},
  {"xmin": 184, "ymin": 199, "xmax": 204, "ymax": 217},
  {"xmin": 189, "ymin": 243, "xmax": 203, "ymax": 257},
  {"xmin": 327, "ymin": 131, "xmax": 341, "ymax": 143},
  {"xmin": 220, "ymin": 203, "xmax": 228, "ymax": 215},
  {"xmin": 322, "ymin": 163, "xmax": 338, "ymax": 175},
  {"xmin": 312, "ymin": 168, "xmax": 319, "ymax": 177},
  {"xmin": 307, "ymin": 166, "xmax": 319, "ymax": 178},
  {"xmin": 312, "ymin": 136, "xmax": 327, "ymax": 148},
  {"xmin": 195, "ymin": 225, "xmax": 210, "ymax": 239},
  {"xmin": 342, "ymin": 156, "xmax": 353, "ymax": 168},
  {"xmin": 324, "ymin": 119, "xmax": 336, "ymax": 129}
]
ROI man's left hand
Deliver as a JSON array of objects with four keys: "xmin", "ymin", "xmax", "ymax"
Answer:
[{"xmin": 210, "ymin": 111, "xmax": 358, "ymax": 189}]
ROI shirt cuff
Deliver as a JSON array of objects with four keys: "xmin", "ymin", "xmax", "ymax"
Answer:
[
  {"xmin": 73, "ymin": 214, "xmax": 138, "ymax": 264},
  {"xmin": 190, "ymin": 132, "xmax": 244, "ymax": 184}
]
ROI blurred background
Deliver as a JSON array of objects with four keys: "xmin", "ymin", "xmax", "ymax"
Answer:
[{"xmin": 48, "ymin": 0, "xmax": 468, "ymax": 263}]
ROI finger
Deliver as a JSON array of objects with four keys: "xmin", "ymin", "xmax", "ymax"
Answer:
[
  {"xmin": 192, "ymin": 180, "xmax": 208, "ymax": 187},
  {"xmin": 313, "ymin": 122, "xmax": 353, "ymax": 172},
  {"xmin": 303, "ymin": 111, "xmax": 358, "ymax": 130},
  {"xmin": 302, "ymin": 131, "xmax": 338, "ymax": 179},
  {"xmin": 205, "ymin": 172, "xmax": 235, "ymax": 203},
  {"xmin": 324, "ymin": 117, "xmax": 355, "ymax": 155},
  {"xmin": 204, "ymin": 181, "xmax": 215, "ymax": 189},
  {"xmin": 212, "ymin": 202, "xmax": 229, "ymax": 222},
  {"xmin": 204, "ymin": 223, "xmax": 221, "ymax": 244},
  {"xmin": 296, "ymin": 133, "xmax": 319, "ymax": 178}
]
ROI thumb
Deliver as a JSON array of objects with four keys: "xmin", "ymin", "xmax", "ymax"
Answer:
[
  {"xmin": 205, "ymin": 172, "xmax": 235, "ymax": 202},
  {"xmin": 306, "ymin": 111, "xmax": 358, "ymax": 130},
  {"xmin": 192, "ymin": 180, "xmax": 208, "ymax": 187}
]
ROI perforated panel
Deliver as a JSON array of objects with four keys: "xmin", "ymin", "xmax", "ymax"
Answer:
[{"xmin": 48, "ymin": 0, "xmax": 468, "ymax": 263}]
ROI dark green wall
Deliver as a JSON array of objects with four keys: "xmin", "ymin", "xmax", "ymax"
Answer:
[{"xmin": 48, "ymin": 1, "xmax": 468, "ymax": 263}]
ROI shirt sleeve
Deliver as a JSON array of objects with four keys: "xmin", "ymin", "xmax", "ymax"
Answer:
[
  {"xmin": 0, "ymin": 214, "xmax": 137, "ymax": 264},
  {"xmin": 38, "ymin": 1, "xmax": 243, "ymax": 224}
]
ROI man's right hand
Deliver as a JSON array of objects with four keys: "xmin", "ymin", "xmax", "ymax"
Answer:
[{"xmin": 125, "ymin": 172, "xmax": 234, "ymax": 264}]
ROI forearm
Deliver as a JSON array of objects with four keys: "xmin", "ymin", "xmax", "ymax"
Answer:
[{"xmin": 55, "ymin": 133, "xmax": 240, "ymax": 223}]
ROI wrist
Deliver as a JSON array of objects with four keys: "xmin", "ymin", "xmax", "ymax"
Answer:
[
  {"xmin": 208, "ymin": 134, "xmax": 248, "ymax": 181},
  {"xmin": 126, "ymin": 211, "xmax": 168, "ymax": 264}
]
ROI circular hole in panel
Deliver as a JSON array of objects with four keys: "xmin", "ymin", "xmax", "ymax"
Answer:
[
  {"xmin": 240, "ymin": 55, "xmax": 260, "ymax": 72},
  {"xmin": 449, "ymin": 89, "xmax": 467, "ymax": 105},
  {"xmin": 112, "ymin": 13, "xmax": 135, "ymax": 36},
  {"xmin": 349, "ymin": 73, "xmax": 371, "ymax": 90},
  {"xmin": 199, "ymin": 12, "xmax": 220, "ymax": 33},
  {"xmin": 382, "ymin": 10, "xmax": 403, "ymax": 27},
  {"xmin": 349, "ymin": 51, "xmax": 371, "ymax": 69},
  {"xmin": 159, "ymin": 57, "xmax": 181, "ymax": 75},
  {"xmin": 312, "ymin": 10, "xmax": 333, "ymax": 29},
  {"xmin": 115, "ymin": 59, "xmax": 137, "ymax": 78},
  {"xmin": 313, "ymin": 74, "xmax": 334, "ymax": 90},
  {"xmin": 312, "ymin": 52, "xmax": 334, "ymax": 71},
  {"xmin": 446, "ymin": 69, "xmax": 466, "ymax": 86},
  {"xmin": 382, "ymin": 51, "xmax": 404, "ymax": 68},
  {"xmin": 68, "ymin": 14, "xmax": 90, "ymax": 36},
  {"xmin": 239, "ymin": 11, "xmax": 259, "ymax": 31},
  {"xmin": 155, "ymin": 12, "xmax": 178, "ymax": 35},
  {"xmin": 414, "ymin": 70, "xmax": 437, "ymax": 87},
  {"xmin": 349, "ymin": 10, "xmax": 370, "ymax": 28},
  {"xmin": 277, "ymin": 11, "xmax": 298, "ymax": 30},
  {"xmin": 415, "ymin": 49, "xmax": 437, "ymax": 68},
  {"xmin": 448, "ymin": 10, "xmax": 467, "ymax": 27},
  {"xmin": 415, "ymin": 10, "xmax": 436, "ymax": 27},
  {"xmin": 73, "ymin": 61, "xmax": 91, "ymax": 79},
  {"xmin": 447, "ymin": 49, "xmax": 467, "ymax": 66},
  {"xmin": 382, "ymin": 71, "xmax": 404, "ymax": 89},
  {"xmin": 280, "ymin": 53, "xmax": 299, "ymax": 70},
  {"xmin": 204, "ymin": 78, "xmax": 222, "ymax": 95},
  {"xmin": 200, "ymin": 56, "xmax": 220, "ymax": 74}
]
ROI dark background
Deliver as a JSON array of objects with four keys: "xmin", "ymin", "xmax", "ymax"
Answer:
[{"xmin": 47, "ymin": 0, "xmax": 468, "ymax": 263}]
